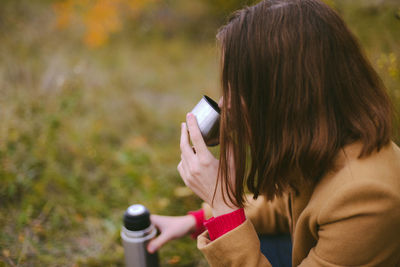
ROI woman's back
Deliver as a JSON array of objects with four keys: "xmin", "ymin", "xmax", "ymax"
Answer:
[
  {"xmin": 293, "ymin": 141, "xmax": 400, "ymax": 266},
  {"xmin": 198, "ymin": 142, "xmax": 400, "ymax": 266}
]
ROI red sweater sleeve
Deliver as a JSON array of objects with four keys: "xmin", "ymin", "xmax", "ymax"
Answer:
[
  {"xmin": 188, "ymin": 209, "xmax": 206, "ymax": 239},
  {"xmin": 204, "ymin": 208, "xmax": 246, "ymax": 241}
]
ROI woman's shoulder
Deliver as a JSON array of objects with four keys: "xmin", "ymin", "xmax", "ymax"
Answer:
[
  {"xmin": 318, "ymin": 141, "xmax": 400, "ymax": 190},
  {"xmin": 310, "ymin": 141, "xmax": 400, "ymax": 214},
  {"xmin": 346, "ymin": 141, "xmax": 398, "ymax": 184},
  {"xmin": 299, "ymin": 143, "xmax": 400, "ymax": 267}
]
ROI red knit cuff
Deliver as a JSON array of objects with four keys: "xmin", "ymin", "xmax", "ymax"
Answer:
[
  {"xmin": 188, "ymin": 209, "xmax": 206, "ymax": 239},
  {"xmin": 204, "ymin": 208, "xmax": 246, "ymax": 241}
]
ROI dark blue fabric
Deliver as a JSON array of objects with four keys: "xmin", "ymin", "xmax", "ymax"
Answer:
[{"xmin": 259, "ymin": 234, "xmax": 292, "ymax": 267}]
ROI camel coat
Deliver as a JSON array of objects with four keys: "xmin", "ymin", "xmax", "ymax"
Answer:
[{"xmin": 198, "ymin": 142, "xmax": 400, "ymax": 266}]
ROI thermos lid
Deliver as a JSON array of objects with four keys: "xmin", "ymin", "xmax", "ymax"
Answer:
[{"xmin": 123, "ymin": 204, "xmax": 151, "ymax": 231}]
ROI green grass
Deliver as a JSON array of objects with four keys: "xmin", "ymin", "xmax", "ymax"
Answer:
[
  {"xmin": 0, "ymin": 0, "xmax": 399, "ymax": 266},
  {"xmin": 0, "ymin": 2, "xmax": 218, "ymax": 265}
]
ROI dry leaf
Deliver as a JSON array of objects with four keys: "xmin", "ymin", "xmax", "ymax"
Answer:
[{"xmin": 167, "ymin": 255, "xmax": 181, "ymax": 264}]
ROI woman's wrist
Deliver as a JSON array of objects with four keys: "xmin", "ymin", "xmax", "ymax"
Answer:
[
  {"xmin": 209, "ymin": 192, "xmax": 239, "ymax": 217},
  {"xmin": 185, "ymin": 214, "xmax": 197, "ymax": 234},
  {"xmin": 211, "ymin": 203, "xmax": 239, "ymax": 217}
]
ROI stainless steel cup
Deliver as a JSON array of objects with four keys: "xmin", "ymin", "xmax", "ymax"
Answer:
[
  {"xmin": 190, "ymin": 95, "xmax": 220, "ymax": 146},
  {"xmin": 121, "ymin": 204, "xmax": 159, "ymax": 267}
]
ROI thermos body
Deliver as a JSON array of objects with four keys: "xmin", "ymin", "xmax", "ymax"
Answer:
[
  {"xmin": 121, "ymin": 204, "xmax": 159, "ymax": 267},
  {"xmin": 121, "ymin": 225, "xmax": 159, "ymax": 267}
]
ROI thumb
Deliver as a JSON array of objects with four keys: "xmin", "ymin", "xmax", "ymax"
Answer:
[{"xmin": 147, "ymin": 233, "xmax": 170, "ymax": 254}]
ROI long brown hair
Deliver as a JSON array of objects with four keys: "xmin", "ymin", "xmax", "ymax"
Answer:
[{"xmin": 216, "ymin": 0, "xmax": 392, "ymax": 207}]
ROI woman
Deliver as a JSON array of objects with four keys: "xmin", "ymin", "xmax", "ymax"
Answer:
[{"xmin": 147, "ymin": 0, "xmax": 400, "ymax": 266}]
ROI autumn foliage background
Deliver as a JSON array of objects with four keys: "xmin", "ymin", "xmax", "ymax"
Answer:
[{"xmin": 0, "ymin": 0, "xmax": 399, "ymax": 266}]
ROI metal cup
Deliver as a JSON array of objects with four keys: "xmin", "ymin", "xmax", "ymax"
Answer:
[{"xmin": 190, "ymin": 95, "xmax": 220, "ymax": 146}]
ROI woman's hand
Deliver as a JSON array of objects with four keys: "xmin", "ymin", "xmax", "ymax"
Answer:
[
  {"xmin": 147, "ymin": 214, "xmax": 196, "ymax": 254},
  {"xmin": 178, "ymin": 113, "xmax": 238, "ymax": 217}
]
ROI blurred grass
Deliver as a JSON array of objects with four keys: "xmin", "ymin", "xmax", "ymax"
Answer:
[
  {"xmin": 0, "ymin": 0, "xmax": 399, "ymax": 266},
  {"xmin": 0, "ymin": 2, "xmax": 218, "ymax": 266}
]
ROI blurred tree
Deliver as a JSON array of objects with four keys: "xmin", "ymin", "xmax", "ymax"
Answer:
[
  {"xmin": 53, "ymin": 0, "xmax": 156, "ymax": 48},
  {"xmin": 201, "ymin": 0, "xmax": 257, "ymax": 19},
  {"xmin": 51, "ymin": 0, "xmax": 342, "ymax": 47},
  {"xmin": 201, "ymin": 0, "xmax": 336, "ymax": 21}
]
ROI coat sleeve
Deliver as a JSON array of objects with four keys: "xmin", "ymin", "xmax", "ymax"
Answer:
[
  {"xmin": 201, "ymin": 193, "xmax": 290, "ymax": 234},
  {"xmin": 197, "ymin": 194, "xmax": 290, "ymax": 267},
  {"xmin": 198, "ymin": 219, "xmax": 272, "ymax": 267}
]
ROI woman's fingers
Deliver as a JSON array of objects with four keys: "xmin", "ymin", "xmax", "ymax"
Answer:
[
  {"xmin": 148, "ymin": 215, "xmax": 169, "ymax": 253},
  {"xmin": 178, "ymin": 160, "xmax": 192, "ymax": 187},
  {"xmin": 147, "ymin": 215, "xmax": 196, "ymax": 254},
  {"xmin": 180, "ymin": 155, "xmax": 190, "ymax": 172},
  {"xmin": 186, "ymin": 113, "xmax": 208, "ymax": 155},
  {"xmin": 177, "ymin": 161, "xmax": 184, "ymax": 178},
  {"xmin": 177, "ymin": 114, "xmax": 220, "ymax": 207},
  {"xmin": 180, "ymin": 157, "xmax": 193, "ymax": 184},
  {"xmin": 150, "ymin": 214, "xmax": 163, "ymax": 229},
  {"xmin": 180, "ymin": 122, "xmax": 195, "ymax": 159},
  {"xmin": 177, "ymin": 161, "xmax": 187, "ymax": 180},
  {"xmin": 147, "ymin": 232, "xmax": 170, "ymax": 254}
]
